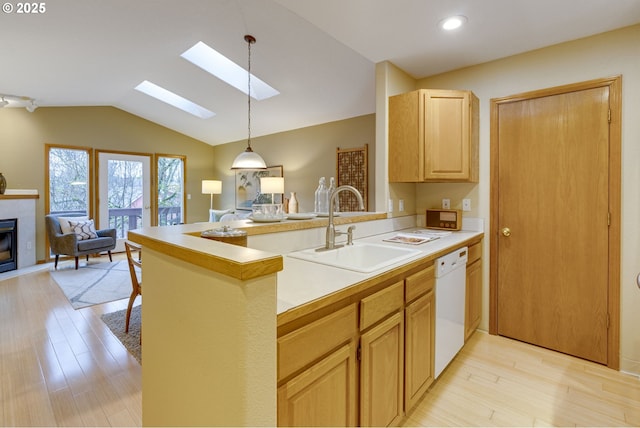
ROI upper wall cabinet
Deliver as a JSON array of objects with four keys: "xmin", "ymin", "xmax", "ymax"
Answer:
[{"xmin": 389, "ymin": 89, "xmax": 479, "ymax": 182}]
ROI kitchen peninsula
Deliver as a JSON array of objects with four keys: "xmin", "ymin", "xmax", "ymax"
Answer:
[{"xmin": 128, "ymin": 213, "xmax": 483, "ymax": 427}]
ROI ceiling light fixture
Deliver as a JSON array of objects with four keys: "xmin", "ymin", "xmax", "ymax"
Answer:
[
  {"xmin": 439, "ymin": 15, "xmax": 468, "ymax": 31},
  {"xmin": 0, "ymin": 94, "xmax": 38, "ymax": 112},
  {"xmin": 26, "ymin": 100, "xmax": 38, "ymax": 113},
  {"xmin": 231, "ymin": 35, "xmax": 267, "ymax": 170}
]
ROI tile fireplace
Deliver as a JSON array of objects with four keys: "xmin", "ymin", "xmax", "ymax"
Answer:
[
  {"xmin": 0, "ymin": 218, "xmax": 17, "ymax": 273},
  {"xmin": 0, "ymin": 190, "xmax": 38, "ymax": 271}
]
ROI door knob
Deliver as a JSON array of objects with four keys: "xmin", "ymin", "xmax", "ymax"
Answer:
[{"xmin": 501, "ymin": 227, "xmax": 511, "ymax": 237}]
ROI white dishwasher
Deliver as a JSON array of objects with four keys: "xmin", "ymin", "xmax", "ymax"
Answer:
[{"xmin": 434, "ymin": 246, "xmax": 468, "ymax": 378}]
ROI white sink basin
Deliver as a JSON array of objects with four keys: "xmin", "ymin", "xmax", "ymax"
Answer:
[{"xmin": 287, "ymin": 242, "xmax": 422, "ymax": 273}]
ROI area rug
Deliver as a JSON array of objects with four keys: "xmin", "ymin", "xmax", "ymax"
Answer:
[
  {"xmin": 101, "ymin": 305, "xmax": 142, "ymax": 364},
  {"xmin": 50, "ymin": 260, "xmax": 136, "ymax": 309}
]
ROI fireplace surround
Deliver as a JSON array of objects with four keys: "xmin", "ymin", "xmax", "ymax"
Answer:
[{"xmin": 0, "ymin": 190, "xmax": 38, "ymax": 272}]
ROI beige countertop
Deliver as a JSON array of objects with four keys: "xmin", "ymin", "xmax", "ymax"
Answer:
[
  {"xmin": 127, "ymin": 211, "xmax": 386, "ymax": 280},
  {"xmin": 277, "ymin": 229, "xmax": 484, "ymax": 319},
  {"xmin": 128, "ymin": 212, "xmax": 483, "ymax": 322}
]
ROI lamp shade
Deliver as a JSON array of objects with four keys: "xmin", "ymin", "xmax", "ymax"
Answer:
[
  {"xmin": 231, "ymin": 147, "xmax": 267, "ymax": 169},
  {"xmin": 260, "ymin": 177, "xmax": 284, "ymax": 194},
  {"xmin": 202, "ymin": 180, "xmax": 222, "ymax": 194}
]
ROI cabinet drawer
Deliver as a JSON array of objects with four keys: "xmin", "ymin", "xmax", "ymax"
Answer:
[
  {"xmin": 278, "ymin": 303, "xmax": 358, "ymax": 381},
  {"xmin": 405, "ymin": 264, "xmax": 435, "ymax": 303},
  {"xmin": 468, "ymin": 242, "xmax": 482, "ymax": 265},
  {"xmin": 360, "ymin": 281, "xmax": 404, "ymax": 331}
]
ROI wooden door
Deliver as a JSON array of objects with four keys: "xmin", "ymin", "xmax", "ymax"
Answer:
[
  {"xmin": 405, "ymin": 291, "xmax": 434, "ymax": 411},
  {"xmin": 278, "ymin": 342, "xmax": 358, "ymax": 427},
  {"xmin": 360, "ymin": 312, "xmax": 404, "ymax": 427},
  {"xmin": 424, "ymin": 90, "xmax": 475, "ymax": 181},
  {"xmin": 465, "ymin": 258, "xmax": 482, "ymax": 341},
  {"xmin": 492, "ymin": 81, "xmax": 618, "ymax": 365}
]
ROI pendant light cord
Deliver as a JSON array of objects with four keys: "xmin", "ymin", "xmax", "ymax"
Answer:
[{"xmin": 245, "ymin": 35, "xmax": 255, "ymax": 151}]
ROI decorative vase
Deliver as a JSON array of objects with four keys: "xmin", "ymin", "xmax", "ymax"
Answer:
[
  {"xmin": 288, "ymin": 192, "xmax": 298, "ymax": 213},
  {"xmin": 0, "ymin": 173, "xmax": 6, "ymax": 195}
]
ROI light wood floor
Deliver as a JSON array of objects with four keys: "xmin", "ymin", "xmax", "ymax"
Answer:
[
  {"xmin": 1, "ymin": 257, "xmax": 639, "ymax": 427},
  {"xmin": 0, "ymin": 255, "xmax": 142, "ymax": 427},
  {"xmin": 403, "ymin": 332, "xmax": 640, "ymax": 427}
]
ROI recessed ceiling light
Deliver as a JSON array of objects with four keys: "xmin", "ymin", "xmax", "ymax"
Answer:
[
  {"xmin": 134, "ymin": 80, "xmax": 215, "ymax": 119},
  {"xmin": 181, "ymin": 41, "xmax": 279, "ymax": 101},
  {"xmin": 439, "ymin": 15, "xmax": 468, "ymax": 31}
]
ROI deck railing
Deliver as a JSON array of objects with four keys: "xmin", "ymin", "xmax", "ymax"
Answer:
[{"xmin": 51, "ymin": 207, "xmax": 182, "ymax": 239}]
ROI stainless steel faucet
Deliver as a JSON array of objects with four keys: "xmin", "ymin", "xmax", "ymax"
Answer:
[{"xmin": 325, "ymin": 185, "xmax": 364, "ymax": 249}]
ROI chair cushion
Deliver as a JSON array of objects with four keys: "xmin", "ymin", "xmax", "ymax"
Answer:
[
  {"xmin": 69, "ymin": 219, "xmax": 98, "ymax": 240},
  {"xmin": 58, "ymin": 216, "xmax": 89, "ymax": 234},
  {"xmin": 210, "ymin": 209, "xmax": 233, "ymax": 222},
  {"xmin": 77, "ymin": 236, "xmax": 115, "ymax": 252}
]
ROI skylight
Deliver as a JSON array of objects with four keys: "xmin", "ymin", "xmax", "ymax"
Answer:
[
  {"xmin": 181, "ymin": 41, "xmax": 280, "ymax": 101},
  {"xmin": 134, "ymin": 80, "xmax": 215, "ymax": 119}
]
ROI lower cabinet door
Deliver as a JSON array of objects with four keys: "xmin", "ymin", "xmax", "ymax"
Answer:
[
  {"xmin": 465, "ymin": 258, "xmax": 482, "ymax": 340},
  {"xmin": 405, "ymin": 291, "xmax": 435, "ymax": 411},
  {"xmin": 360, "ymin": 312, "xmax": 404, "ymax": 427},
  {"xmin": 277, "ymin": 342, "xmax": 358, "ymax": 427}
]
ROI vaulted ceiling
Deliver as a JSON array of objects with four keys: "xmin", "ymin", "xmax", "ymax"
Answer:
[{"xmin": 2, "ymin": 0, "xmax": 640, "ymax": 145}]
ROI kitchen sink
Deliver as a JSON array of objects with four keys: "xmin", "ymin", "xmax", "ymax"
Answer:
[{"xmin": 287, "ymin": 242, "xmax": 422, "ymax": 273}]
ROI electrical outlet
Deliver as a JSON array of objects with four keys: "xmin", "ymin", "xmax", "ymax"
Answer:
[
  {"xmin": 187, "ymin": 194, "xmax": 191, "ymax": 200},
  {"xmin": 442, "ymin": 199, "xmax": 451, "ymax": 209},
  {"xmin": 399, "ymin": 199, "xmax": 404, "ymax": 212},
  {"xmin": 462, "ymin": 198, "xmax": 471, "ymax": 211},
  {"xmin": 388, "ymin": 199, "xmax": 393, "ymax": 212}
]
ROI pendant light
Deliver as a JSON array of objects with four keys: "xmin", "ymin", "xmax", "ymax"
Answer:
[{"xmin": 231, "ymin": 35, "xmax": 267, "ymax": 170}]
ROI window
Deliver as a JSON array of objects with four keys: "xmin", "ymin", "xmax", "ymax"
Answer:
[
  {"xmin": 47, "ymin": 145, "xmax": 91, "ymax": 216},
  {"xmin": 157, "ymin": 155, "xmax": 185, "ymax": 226}
]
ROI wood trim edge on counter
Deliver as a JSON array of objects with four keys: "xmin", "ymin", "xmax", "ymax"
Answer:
[
  {"xmin": 128, "ymin": 230, "xmax": 283, "ymax": 281},
  {"xmin": 126, "ymin": 212, "xmax": 386, "ymax": 282}
]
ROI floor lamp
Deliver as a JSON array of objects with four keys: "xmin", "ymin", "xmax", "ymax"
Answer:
[{"xmin": 202, "ymin": 180, "xmax": 222, "ymax": 222}]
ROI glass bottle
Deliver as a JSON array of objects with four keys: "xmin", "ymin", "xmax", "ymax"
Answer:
[{"xmin": 314, "ymin": 177, "xmax": 326, "ymax": 213}]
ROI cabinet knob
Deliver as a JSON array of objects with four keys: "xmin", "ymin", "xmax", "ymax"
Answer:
[{"xmin": 501, "ymin": 227, "xmax": 511, "ymax": 237}]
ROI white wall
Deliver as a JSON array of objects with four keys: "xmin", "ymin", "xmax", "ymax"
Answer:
[{"xmin": 412, "ymin": 24, "xmax": 640, "ymax": 374}]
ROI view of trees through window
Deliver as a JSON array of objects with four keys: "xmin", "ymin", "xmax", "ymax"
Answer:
[
  {"xmin": 157, "ymin": 156, "xmax": 184, "ymax": 226},
  {"xmin": 48, "ymin": 147, "xmax": 185, "ymax": 234},
  {"xmin": 107, "ymin": 158, "xmax": 144, "ymax": 237},
  {"xmin": 48, "ymin": 147, "xmax": 89, "ymax": 214}
]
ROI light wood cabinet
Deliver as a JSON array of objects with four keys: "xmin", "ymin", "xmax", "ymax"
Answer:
[
  {"xmin": 360, "ymin": 312, "xmax": 404, "ymax": 427},
  {"xmin": 277, "ymin": 304, "xmax": 358, "ymax": 427},
  {"xmin": 278, "ymin": 342, "xmax": 358, "ymax": 427},
  {"xmin": 404, "ymin": 267, "xmax": 435, "ymax": 410},
  {"xmin": 277, "ymin": 239, "xmax": 482, "ymax": 427},
  {"xmin": 388, "ymin": 89, "xmax": 479, "ymax": 183},
  {"xmin": 465, "ymin": 242, "xmax": 483, "ymax": 341}
]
